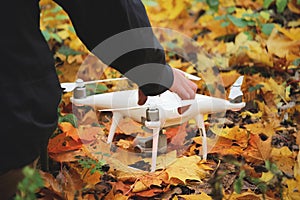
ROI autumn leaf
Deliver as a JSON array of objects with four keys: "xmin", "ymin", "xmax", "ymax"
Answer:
[
  {"xmin": 244, "ymin": 122, "xmax": 275, "ymax": 138},
  {"xmin": 48, "ymin": 129, "xmax": 82, "ymax": 154},
  {"xmin": 283, "ymin": 175, "xmax": 300, "ymax": 200},
  {"xmin": 176, "ymin": 192, "xmax": 212, "ymax": 200},
  {"xmin": 59, "ymin": 122, "xmax": 80, "ymax": 142},
  {"xmin": 271, "ymin": 146, "xmax": 295, "ymax": 176},
  {"xmin": 208, "ymin": 137, "xmax": 244, "ymax": 156},
  {"xmin": 266, "ymin": 25, "xmax": 300, "ymax": 61},
  {"xmin": 212, "ymin": 125, "xmax": 249, "ymax": 148},
  {"xmin": 166, "ymin": 155, "xmax": 207, "ymax": 184},
  {"xmin": 242, "ymin": 134, "xmax": 272, "ymax": 164},
  {"xmin": 224, "ymin": 191, "xmax": 266, "ymax": 200}
]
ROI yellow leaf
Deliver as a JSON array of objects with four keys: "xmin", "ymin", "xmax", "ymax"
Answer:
[
  {"xmin": 211, "ymin": 126, "xmax": 248, "ymax": 148},
  {"xmin": 235, "ymin": 8, "xmax": 253, "ymax": 19},
  {"xmin": 57, "ymin": 30, "xmax": 70, "ymax": 40},
  {"xmin": 132, "ymin": 181, "xmax": 148, "ymax": 193},
  {"xmin": 266, "ymin": 26, "xmax": 300, "ymax": 60},
  {"xmin": 219, "ymin": 0, "xmax": 235, "ymax": 7},
  {"xmin": 178, "ymin": 192, "xmax": 212, "ymax": 200},
  {"xmin": 116, "ymin": 139, "xmax": 132, "ymax": 149},
  {"xmin": 169, "ymin": 59, "xmax": 183, "ymax": 69},
  {"xmin": 260, "ymin": 171, "xmax": 274, "ymax": 182},
  {"xmin": 260, "ymin": 77, "xmax": 290, "ymax": 102},
  {"xmin": 114, "ymin": 193, "xmax": 129, "ymax": 200},
  {"xmin": 244, "ymin": 123, "xmax": 275, "ymax": 137},
  {"xmin": 239, "ymin": 110, "xmax": 263, "ymax": 121},
  {"xmin": 166, "ymin": 156, "xmax": 207, "ymax": 184},
  {"xmin": 271, "ymin": 147, "xmax": 295, "ymax": 176},
  {"xmin": 284, "ymin": 175, "xmax": 300, "ymax": 200},
  {"xmin": 288, "ymin": 19, "xmax": 300, "ymax": 27},
  {"xmin": 276, "ymin": 25, "xmax": 300, "ymax": 40},
  {"xmin": 224, "ymin": 191, "xmax": 265, "ymax": 200}
]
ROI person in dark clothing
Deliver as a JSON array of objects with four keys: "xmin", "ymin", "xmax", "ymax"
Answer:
[{"xmin": 0, "ymin": 0, "xmax": 197, "ymax": 198}]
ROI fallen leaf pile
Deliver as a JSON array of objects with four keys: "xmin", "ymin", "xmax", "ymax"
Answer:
[{"xmin": 34, "ymin": 0, "xmax": 300, "ymax": 199}]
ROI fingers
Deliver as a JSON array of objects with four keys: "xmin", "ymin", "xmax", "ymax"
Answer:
[
  {"xmin": 137, "ymin": 68, "xmax": 198, "ymax": 113},
  {"xmin": 138, "ymin": 89, "xmax": 148, "ymax": 105},
  {"xmin": 170, "ymin": 68, "xmax": 197, "ymax": 100},
  {"xmin": 169, "ymin": 68, "xmax": 198, "ymax": 114}
]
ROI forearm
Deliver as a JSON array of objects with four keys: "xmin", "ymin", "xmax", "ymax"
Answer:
[{"xmin": 54, "ymin": 0, "xmax": 173, "ymax": 95}]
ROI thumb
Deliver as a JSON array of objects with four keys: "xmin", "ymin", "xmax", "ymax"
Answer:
[{"xmin": 138, "ymin": 89, "xmax": 148, "ymax": 105}]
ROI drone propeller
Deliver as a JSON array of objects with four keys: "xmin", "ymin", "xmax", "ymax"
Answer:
[
  {"xmin": 61, "ymin": 77, "xmax": 128, "ymax": 92},
  {"xmin": 61, "ymin": 71, "xmax": 201, "ymax": 92},
  {"xmin": 182, "ymin": 72, "xmax": 201, "ymax": 81},
  {"xmin": 98, "ymin": 105, "xmax": 148, "ymax": 112}
]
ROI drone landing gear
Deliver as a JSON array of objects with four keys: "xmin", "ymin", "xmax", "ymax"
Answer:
[
  {"xmin": 107, "ymin": 112, "xmax": 123, "ymax": 144},
  {"xmin": 195, "ymin": 114, "xmax": 207, "ymax": 161}
]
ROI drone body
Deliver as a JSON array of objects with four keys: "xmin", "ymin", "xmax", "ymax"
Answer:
[
  {"xmin": 69, "ymin": 76, "xmax": 245, "ymax": 172},
  {"xmin": 72, "ymin": 88, "xmax": 245, "ymax": 128}
]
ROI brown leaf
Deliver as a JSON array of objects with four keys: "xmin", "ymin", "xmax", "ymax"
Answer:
[{"xmin": 242, "ymin": 134, "xmax": 272, "ymax": 164}]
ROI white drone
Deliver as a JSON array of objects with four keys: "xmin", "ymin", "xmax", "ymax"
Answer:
[{"xmin": 61, "ymin": 71, "xmax": 245, "ymax": 172}]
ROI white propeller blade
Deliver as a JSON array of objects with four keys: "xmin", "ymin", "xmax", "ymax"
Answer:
[
  {"xmin": 98, "ymin": 105, "xmax": 148, "ymax": 112},
  {"xmin": 61, "ymin": 77, "xmax": 128, "ymax": 92},
  {"xmin": 182, "ymin": 71, "xmax": 201, "ymax": 81},
  {"xmin": 61, "ymin": 69, "xmax": 201, "ymax": 92},
  {"xmin": 228, "ymin": 76, "xmax": 244, "ymax": 101}
]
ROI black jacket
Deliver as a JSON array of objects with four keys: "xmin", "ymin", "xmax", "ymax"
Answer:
[{"xmin": 0, "ymin": 0, "xmax": 173, "ymax": 172}]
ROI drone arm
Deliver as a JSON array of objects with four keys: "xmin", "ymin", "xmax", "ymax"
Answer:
[
  {"xmin": 107, "ymin": 112, "xmax": 123, "ymax": 144},
  {"xmin": 195, "ymin": 114, "xmax": 207, "ymax": 161}
]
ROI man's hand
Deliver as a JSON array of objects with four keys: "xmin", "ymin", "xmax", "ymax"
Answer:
[
  {"xmin": 138, "ymin": 68, "xmax": 198, "ymax": 113},
  {"xmin": 169, "ymin": 68, "xmax": 197, "ymax": 113},
  {"xmin": 169, "ymin": 68, "xmax": 197, "ymax": 100}
]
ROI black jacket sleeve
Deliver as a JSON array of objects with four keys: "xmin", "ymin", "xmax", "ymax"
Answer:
[{"xmin": 54, "ymin": 0, "xmax": 173, "ymax": 96}]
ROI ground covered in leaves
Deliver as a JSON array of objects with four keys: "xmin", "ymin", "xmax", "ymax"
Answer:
[{"xmin": 25, "ymin": 0, "xmax": 300, "ymax": 199}]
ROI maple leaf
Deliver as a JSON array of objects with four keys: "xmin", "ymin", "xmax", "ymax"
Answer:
[
  {"xmin": 244, "ymin": 123, "xmax": 275, "ymax": 138},
  {"xmin": 212, "ymin": 125, "xmax": 249, "ymax": 148},
  {"xmin": 242, "ymin": 134, "xmax": 272, "ymax": 164},
  {"xmin": 132, "ymin": 171, "xmax": 168, "ymax": 193},
  {"xmin": 165, "ymin": 155, "xmax": 208, "ymax": 184},
  {"xmin": 271, "ymin": 146, "xmax": 295, "ymax": 176}
]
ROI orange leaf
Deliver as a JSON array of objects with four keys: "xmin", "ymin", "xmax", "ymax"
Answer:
[
  {"xmin": 48, "ymin": 131, "xmax": 82, "ymax": 154},
  {"xmin": 59, "ymin": 122, "xmax": 80, "ymax": 142},
  {"xmin": 242, "ymin": 134, "xmax": 272, "ymax": 164}
]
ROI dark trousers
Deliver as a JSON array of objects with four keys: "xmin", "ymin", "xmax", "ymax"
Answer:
[{"xmin": 0, "ymin": 167, "xmax": 26, "ymax": 200}]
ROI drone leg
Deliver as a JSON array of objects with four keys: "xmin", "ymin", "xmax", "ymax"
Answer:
[
  {"xmin": 107, "ymin": 112, "xmax": 123, "ymax": 144},
  {"xmin": 151, "ymin": 127, "xmax": 160, "ymax": 172},
  {"xmin": 195, "ymin": 114, "xmax": 207, "ymax": 160}
]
